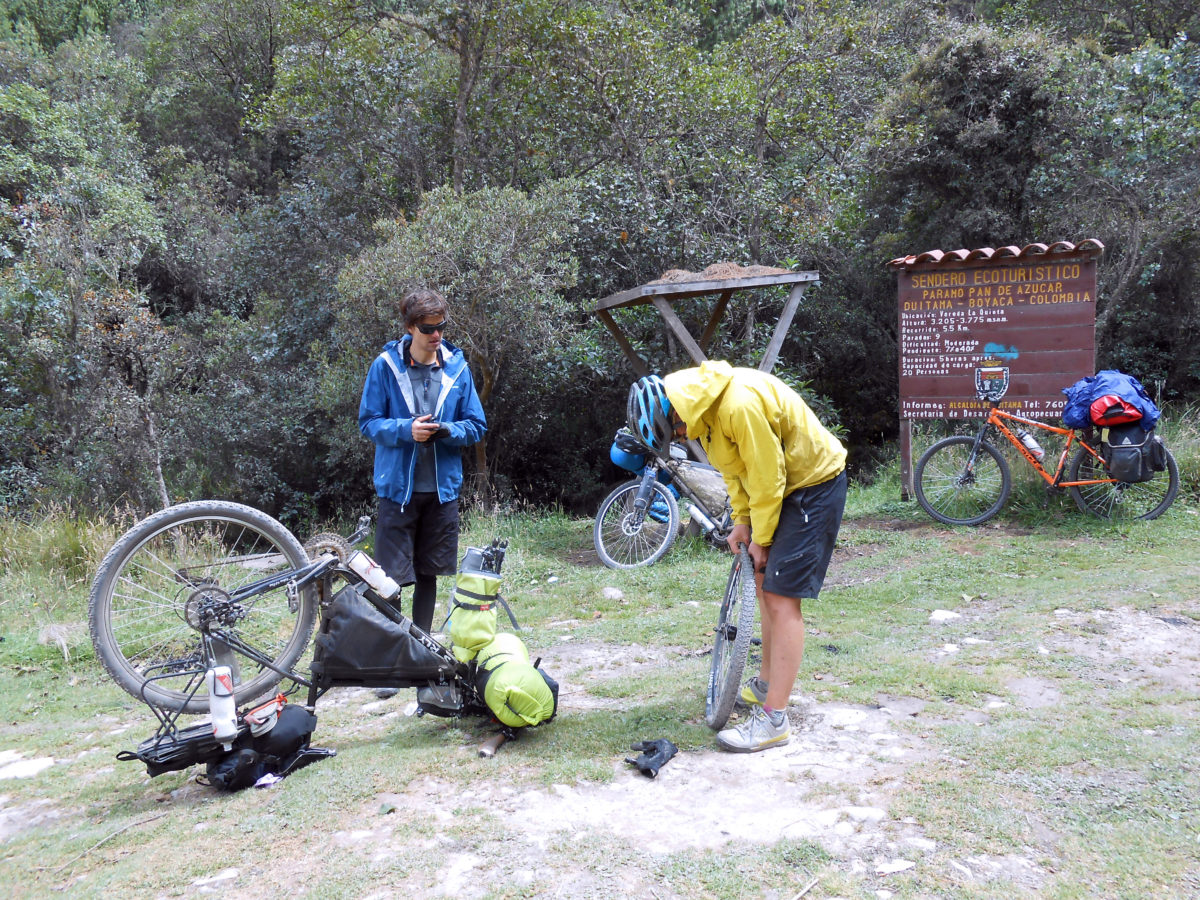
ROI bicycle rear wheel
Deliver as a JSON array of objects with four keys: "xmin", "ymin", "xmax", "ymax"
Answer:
[
  {"xmin": 914, "ymin": 435, "xmax": 1011, "ymax": 526},
  {"xmin": 1068, "ymin": 446, "xmax": 1180, "ymax": 521},
  {"xmin": 706, "ymin": 548, "xmax": 756, "ymax": 730},
  {"xmin": 593, "ymin": 479, "xmax": 679, "ymax": 568},
  {"xmin": 88, "ymin": 501, "xmax": 318, "ymax": 713}
]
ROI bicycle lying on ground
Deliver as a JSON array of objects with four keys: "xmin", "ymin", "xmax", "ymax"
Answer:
[
  {"xmin": 593, "ymin": 428, "xmax": 733, "ymax": 568},
  {"xmin": 88, "ymin": 501, "xmax": 538, "ymax": 776},
  {"xmin": 914, "ymin": 385, "xmax": 1179, "ymax": 526}
]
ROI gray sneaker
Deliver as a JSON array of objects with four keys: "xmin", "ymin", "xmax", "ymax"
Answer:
[
  {"xmin": 735, "ymin": 676, "xmax": 767, "ymax": 710},
  {"xmin": 716, "ymin": 707, "xmax": 790, "ymax": 753}
]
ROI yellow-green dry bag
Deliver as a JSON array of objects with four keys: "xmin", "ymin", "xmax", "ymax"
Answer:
[{"xmin": 475, "ymin": 633, "xmax": 558, "ymax": 728}]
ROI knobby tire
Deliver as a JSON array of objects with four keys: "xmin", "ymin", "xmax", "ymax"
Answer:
[
  {"xmin": 1067, "ymin": 446, "xmax": 1180, "ymax": 521},
  {"xmin": 88, "ymin": 501, "xmax": 318, "ymax": 713},
  {"xmin": 593, "ymin": 480, "xmax": 680, "ymax": 569},
  {"xmin": 706, "ymin": 547, "xmax": 756, "ymax": 730},
  {"xmin": 914, "ymin": 436, "xmax": 1012, "ymax": 526}
]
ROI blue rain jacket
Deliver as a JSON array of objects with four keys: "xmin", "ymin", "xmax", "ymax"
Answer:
[{"xmin": 358, "ymin": 337, "xmax": 487, "ymax": 506}]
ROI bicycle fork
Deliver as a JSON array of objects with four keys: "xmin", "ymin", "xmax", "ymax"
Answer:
[
  {"xmin": 958, "ymin": 427, "xmax": 992, "ymax": 484},
  {"xmin": 631, "ymin": 463, "xmax": 662, "ymax": 518}
]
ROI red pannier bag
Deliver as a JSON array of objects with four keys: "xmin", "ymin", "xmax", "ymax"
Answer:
[{"xmin": 1089, "ymin": 394, "xmax": 1143, "ymax": 427}]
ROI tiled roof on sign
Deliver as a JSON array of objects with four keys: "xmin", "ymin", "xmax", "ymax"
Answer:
[{"xmin": 887, "ymin": 239, "xmax": 1104, "ymax": 269}]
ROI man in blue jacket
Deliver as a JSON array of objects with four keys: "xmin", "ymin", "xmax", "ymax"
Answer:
[{"xmin": 358, "ymin": 288, "xmax": 487, "ymax": 633}]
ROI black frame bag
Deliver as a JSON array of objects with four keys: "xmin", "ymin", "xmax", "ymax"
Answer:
[{"xmin": 311, "ymin": 584, "xmax": 457, "ymax": 687}]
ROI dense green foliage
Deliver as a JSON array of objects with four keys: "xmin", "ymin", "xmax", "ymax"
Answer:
[{"xmin": 1, "ymin": 0, "xmax": 1197, "ymax": 525}]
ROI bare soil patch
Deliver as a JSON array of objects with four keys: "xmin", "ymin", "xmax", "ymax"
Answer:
[{"xmin": 4, "ymin": 590, "xmax": 1196, "ymax": 898}]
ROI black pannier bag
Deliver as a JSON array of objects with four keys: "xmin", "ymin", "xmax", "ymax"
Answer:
[
  {"xmin": 1101, "ymin": 424, "xmax": 1167, "ymax": 484},
  {"xmin": 311, "ymin": 583, "xmax": 457, "ymax": 687}
]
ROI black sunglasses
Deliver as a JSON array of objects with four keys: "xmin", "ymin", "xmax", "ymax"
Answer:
[{"xmin": 415, "ymin": 320, "xmax": 448, "ymax": 335}]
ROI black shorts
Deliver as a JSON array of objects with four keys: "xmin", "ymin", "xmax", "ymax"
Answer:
[
  {"xmin": 761, "ymin": 470, "xmax": 846, "ymax": 600},
  {"xmin": 374, "ymin": 493, "xmax": 460, "ymax": 585}
]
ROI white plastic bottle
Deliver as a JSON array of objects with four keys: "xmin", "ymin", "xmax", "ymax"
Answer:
[
  {"xmin": 346, "ymin": 550, "xmax": 401, "ymax": 601},
  {"xmin": 205, "ymin": 665, "xmax": 239, "ymax": 750},
  {"xmin": 1017, "ymin": 430, "xmax": 1045, "ymax": 461},
  {"xmin": 687, "ymin": 503, "xmax": 718, "ymax": 534}
]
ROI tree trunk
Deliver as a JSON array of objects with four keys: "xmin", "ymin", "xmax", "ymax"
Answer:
[
  {"xmin": 141, "ymin": 401, "xmax": 171, "ymax": 510},
  {"xmin": 451, "ymin": 2, "xmax": 493, "ymax": 193}
]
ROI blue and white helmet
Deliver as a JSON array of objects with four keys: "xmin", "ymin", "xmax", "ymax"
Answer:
[{"xmin": 627, "ymin": 375, "xmax": 674, "ymax": 454}]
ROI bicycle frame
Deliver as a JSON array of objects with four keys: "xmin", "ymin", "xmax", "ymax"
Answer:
[
  {"xmin": 140, "ymin": 550, "xmax": 468, "ymax": 738},
  {"xmin": 980, "ymin": 403, "xmax": 1115, "ymax": 488},
  {"xmin": 621, "ymin": 447, "xmax": 731, "ymax": 538},
  {"xmin": 647, "ymin": 446, "xmax": 732, "ymax": 537}
]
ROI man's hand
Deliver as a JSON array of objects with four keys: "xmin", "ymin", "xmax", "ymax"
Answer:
[
  {"xmin": 412, "ymin": 414, "xmax": 441, "ymax": 442},
  {"xmin": 747, "ymin": 541, "xmax": 768, "ymax": 574},
  {"xmin": 726, "ymin": 523, "xmax": 751, "ymax": 554}
]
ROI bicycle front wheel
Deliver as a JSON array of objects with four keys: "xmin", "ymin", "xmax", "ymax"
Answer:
[
  {"xmin": 706, "ymin": 548, "xmax": 756, "ymax": 730},
  {"xmin": 914, "ymin": 436, "xmax": 1012, "ymax": 526},
  {"xmin": 1068, "ymin": 446, "xmax": 1180, "ymax": 521},
  {"xmin": 88, "ymin": 501, "xmax": 318, "ymax": 713},
  {"xmin": 593, "ymin": 480, "xmax": 680, "ymax": 569}
]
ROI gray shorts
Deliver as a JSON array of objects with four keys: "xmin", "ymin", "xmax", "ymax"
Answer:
[{"xmin": 761, "ymin": 470, "xmax": 846, "ymax": 600}]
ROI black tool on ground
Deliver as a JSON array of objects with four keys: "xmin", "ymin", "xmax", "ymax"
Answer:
[{"xmin": 625, "ymin": 738, "xmax": 678, "ymax": 778}]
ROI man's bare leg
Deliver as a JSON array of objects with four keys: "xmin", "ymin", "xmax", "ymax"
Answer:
[{"xmin": 761, "ymin": 589, "xmax": 805, "ymax": 710}]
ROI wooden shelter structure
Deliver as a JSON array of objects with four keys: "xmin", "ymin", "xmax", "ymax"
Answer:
[{"xmin": 593, "ymin": 263, "xmax": 820, "ymax": 376}]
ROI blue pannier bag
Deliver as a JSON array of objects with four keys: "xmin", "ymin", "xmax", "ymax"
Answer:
[{"xmin": 1061, "ymin": 371, "xmax": 1160, "ymax": 431}]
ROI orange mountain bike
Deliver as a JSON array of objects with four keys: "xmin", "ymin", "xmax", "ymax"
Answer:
[{"xmin": 914, "ymin": 388, "xmax": 1179, "ymax": 526}]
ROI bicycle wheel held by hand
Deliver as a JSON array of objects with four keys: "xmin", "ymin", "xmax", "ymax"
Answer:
[
  {"xmin": 706, "ymin": 546, "xmax": 756, "ymax": 730},
  {"xmin": 914, "ymin": 436, "xmax": 1012, "ymax": 526},
  {"xmin": 88, "ymin": 500, "xmax": 318, "ymax": 713}
]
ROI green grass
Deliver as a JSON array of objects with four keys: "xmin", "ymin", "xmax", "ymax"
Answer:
[{"xmin": 1, "ymin": 472, "xmax": 1199, "ymax": 898}]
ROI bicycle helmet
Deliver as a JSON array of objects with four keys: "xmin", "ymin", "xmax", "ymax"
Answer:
[{"xmin": 627, "ymin": 375, "xmax": 674, "ymax": 454}]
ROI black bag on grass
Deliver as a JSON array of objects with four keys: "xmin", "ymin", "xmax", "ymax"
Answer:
[
  {"xmin": 205, "ymin": 703, "xmax": 327, "ymax": 791},
  {"xmin": 120, "ymin": 720, "xmax": 246, "ymax": 778}
]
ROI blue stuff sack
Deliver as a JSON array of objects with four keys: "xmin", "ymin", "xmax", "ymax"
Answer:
[
  {"xmin": 1062, "ymin": 371, "xmax": 1160, "ymax": 431},
  {"xmin": 609, "ymin": 429, "xmax": 647, "ymax": 473}
]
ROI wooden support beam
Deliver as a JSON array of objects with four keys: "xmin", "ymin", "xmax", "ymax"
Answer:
[
  {"xmin": 596, "ymin": 308, "xmax": 650, "ymax": 377},
  {"xmin": 758, "ymin": 283, "xmax": 808, "ymax": 373},
  {"xmin": 698, "ymin": 290, "xmax": 732, "ymax": 353},
  {"xmin": 651, "ymin": 297, "xmax": 707, "ymax": 365},
  {"xmin": 900, "ymin": 419, "xmax": 913, "ymax": 501}
]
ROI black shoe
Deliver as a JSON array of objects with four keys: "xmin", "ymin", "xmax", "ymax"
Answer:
[{"xmin": 373, "ymin": 688, "xmax": 400, "ymax": 699}]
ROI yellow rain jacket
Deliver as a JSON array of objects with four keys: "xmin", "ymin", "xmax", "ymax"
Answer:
[{"xmin": 663, "ymin": 361, "xmax": 846, "ymax": 547}]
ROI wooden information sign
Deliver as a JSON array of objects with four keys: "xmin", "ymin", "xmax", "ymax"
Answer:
[{"xmin": 889, "ymin": 240, "xmax": 1104, "ymax": 495}]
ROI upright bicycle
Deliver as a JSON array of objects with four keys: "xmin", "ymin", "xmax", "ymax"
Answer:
[
  {"xmin": 593, "ymin": 428, "xmax": 732, "ymax": 568},
  {"xmin": 914, "ymin": 383, "xmax": 1179, "ymax": 526}
]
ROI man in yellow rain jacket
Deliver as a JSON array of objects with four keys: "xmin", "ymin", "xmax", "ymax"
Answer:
[{"xmin": 628, "ymin": 362, "xmax": 846, "ymax": 752}]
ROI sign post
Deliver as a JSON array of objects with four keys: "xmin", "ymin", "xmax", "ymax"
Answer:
[{"xmin": 889, "ymin": 241, "xmax": 1103, "ymax": 498}]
